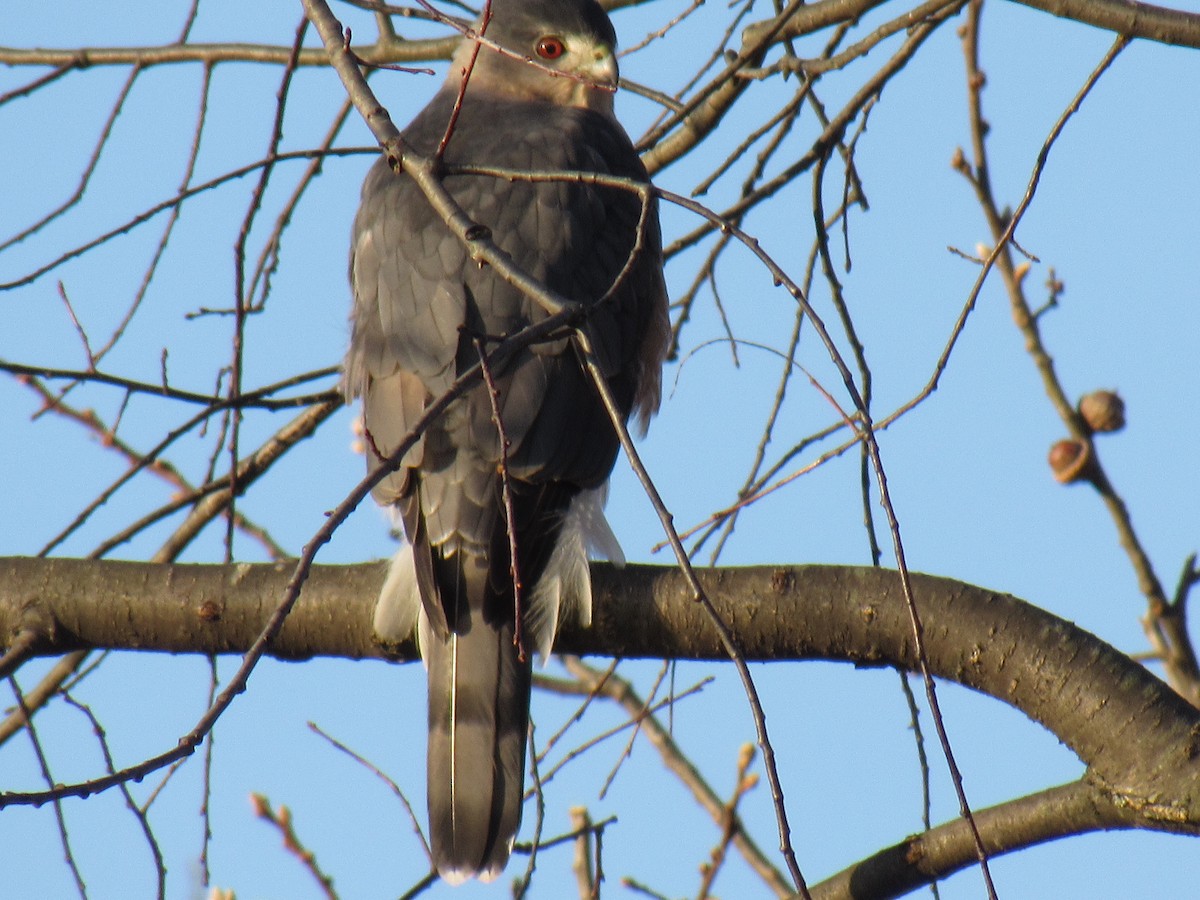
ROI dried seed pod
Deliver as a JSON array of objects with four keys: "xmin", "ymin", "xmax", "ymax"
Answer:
[
  {"xmin": 1048, "ymin": 439, "xmax": 1093, "ymax": 484},
  {"xmin": 1079, "ymin": 390, "xmax": 1125, "ymax": 434}
]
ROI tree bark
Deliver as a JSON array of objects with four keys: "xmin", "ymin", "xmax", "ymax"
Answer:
[{"xmin": 3, "ymin": 556, "xmax": 1199, "ymax": 826}]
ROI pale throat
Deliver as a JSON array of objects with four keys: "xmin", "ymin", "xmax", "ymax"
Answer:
[{"xmin": 449, "ymin": 43, "xmax": 618, "ymax": 117}]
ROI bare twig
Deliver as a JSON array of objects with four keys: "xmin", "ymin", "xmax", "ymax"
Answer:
[
  {"xmin": 474, "ymin": 336, "xmax": 527, "ymax": 658},
  {"xmin": 251, "ymin": 793, "xmax": 339, "ymax": 899},
  {"xmin": 8, "ymin": 679, "xmax": 88, "ymax": 898},
  {"xmin": 61, "ymin": 693, "xmax": 166, "ymax": 900}
]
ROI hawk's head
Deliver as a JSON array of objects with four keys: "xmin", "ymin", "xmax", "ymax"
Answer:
[{"xmin": 450, "ymin": 0, "xmax": 621, "ymax": 114}]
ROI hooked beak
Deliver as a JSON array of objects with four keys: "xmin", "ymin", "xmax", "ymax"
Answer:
[{"xmin": 586, "ymin": 47, "xmax": 619, "ymax": 91}]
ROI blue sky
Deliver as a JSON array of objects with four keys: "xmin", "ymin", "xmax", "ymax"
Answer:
[{"xmin": 3, "ymin": 1, "xmax": 1200, "ymax": 897}]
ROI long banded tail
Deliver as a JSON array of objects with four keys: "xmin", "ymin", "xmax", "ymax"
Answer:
[{"xmin": 423, "ymin": 552, "xmax": 532, "ymax": 883}]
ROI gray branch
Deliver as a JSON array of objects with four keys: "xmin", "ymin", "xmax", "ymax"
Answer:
[
  {"xmin": 3, "ymin": 0, "xmax": 1198, "ymax": 73},
  {"xmin": 4, "ymin": 556, "xmax": 1200, "ymax": 895},
  {"xmin": 2, "ymin": 557, "xmax": 1198, "ymax": 810}
]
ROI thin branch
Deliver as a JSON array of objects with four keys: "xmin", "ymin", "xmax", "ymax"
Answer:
[
  {"xmin": 475, "ymin": 335, "xmax": 527, "ymax": 658},
  {"xmin": 954, "ymin": 5, "xmax": 1197, "ymax": 699},
  {"xmin": 1, "ymin": 361, "xmax": 339, "ymax": 409},
  {"xmin": 0, "ymin": 37, "xmax": 459, "ymax": 69},
  {"xmin": 251, "ymin": 793, "xmax": 339, "ymax": 899},
  {"xmin": 7, "ymin": 679, "xmax": 89, "ymax": 898},
  {"xmin": 697, "ymin": 743, "xmax": 758, "ymax": 900},
  {"xmin": 308, "ymin": 721, "xmax": 431, "ymax": 863},
  {"xmin": 0, "ymin": 146, "xmax": 372, "ymax": 292},
  {"xmin": 60, "ymin": 693, "xmax": 166, "ymax": 900}
]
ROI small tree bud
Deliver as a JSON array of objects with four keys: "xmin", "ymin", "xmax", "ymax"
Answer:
[
  {"xmin": 1048, "ymin": 439, "xmax": 1093, "ymax": 485},
  {"xmin": 1079, "ymin": 390, "xmax": 1125, "ymax": 434}
]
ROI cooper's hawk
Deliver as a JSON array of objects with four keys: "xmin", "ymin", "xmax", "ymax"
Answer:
[{"xmin": 344, "ymin": 0, "xmax": 669, "ymax": 883}]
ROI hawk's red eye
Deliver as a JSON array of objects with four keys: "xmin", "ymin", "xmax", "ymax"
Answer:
[{"xmin": 536, "ymin": 37, "xmax": 565, "ymax": 60}]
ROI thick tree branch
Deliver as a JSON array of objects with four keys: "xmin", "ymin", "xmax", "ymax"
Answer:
[
  {"xmin": 738, "ymin": 0, "xmax": 1200, "ymax": 49},
  {"xmin": 809, "ymin": 778, "xmax": 1179, "ymax": 900},
  {"xmin": 1010, "ymin": 0, "xmax": 1200, "ymax": 47},
  {"xmin": 3, "ymin": 557, "xmax": 1199, "ymax": 826},
  {"xmin": 6, "ymin": 558, "xmax": 1200, "ymax": 884},
  {"xmin": 4, "ymin": 0, "xmax": 1196, "ymax": 74}
]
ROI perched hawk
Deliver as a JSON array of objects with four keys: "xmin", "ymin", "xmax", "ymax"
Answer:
[{"xmin": 345, "ymin": 0, "xmax": 669, "ymax": 882}]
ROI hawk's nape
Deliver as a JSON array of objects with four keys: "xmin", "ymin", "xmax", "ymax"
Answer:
[{"xmin": 344, "ymin": 0, "xmax": 669, "ymax": 883}]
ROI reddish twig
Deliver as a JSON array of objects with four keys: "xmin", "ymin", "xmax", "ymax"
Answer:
[
  {"xmin": 474, "ymin": 336, "xmax": 526, "ymax": 659},
  {"xmin": 251, "ymin": 793, "xmax": 338, "ymax": 899}
]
